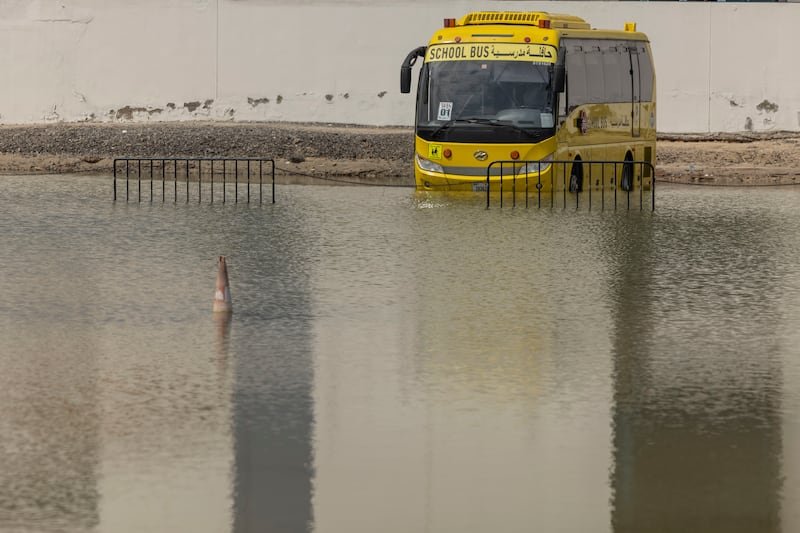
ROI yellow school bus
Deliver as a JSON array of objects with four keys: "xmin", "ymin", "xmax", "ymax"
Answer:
[{"xmin": 400, "ymin": 12, "xmax": 656, "ymax": 194}]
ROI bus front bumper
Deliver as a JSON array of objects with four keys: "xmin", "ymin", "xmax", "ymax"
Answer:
[{"xmin": 415, "ymin": 159, "xmax": 554, "ymax": 192}]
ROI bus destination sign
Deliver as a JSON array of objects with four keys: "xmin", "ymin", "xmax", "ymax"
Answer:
[{"xmin": 426, "ymin": 43, "xmax": 557, "ymax": 63}]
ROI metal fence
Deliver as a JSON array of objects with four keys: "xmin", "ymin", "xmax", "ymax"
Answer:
[
  {"xmin": 113, "ymin": 158, "xmax": 275, "ymax": 204},
  {"xmin": 485, "ymin": 159, "xmax": 655, "ymax": 210}
]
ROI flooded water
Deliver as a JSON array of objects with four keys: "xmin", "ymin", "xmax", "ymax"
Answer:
[{"xmin": 2, "ymin": 174, "xmax": 800, "ymax": 533}]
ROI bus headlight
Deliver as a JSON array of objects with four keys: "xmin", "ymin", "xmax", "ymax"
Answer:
[
  {"xmin": 517, "ymin": 153, "xmax": 554, "ymax": 175},
  {"xmin": 415, "ymin": 153, "xmax": 444, "ymax": 174}
]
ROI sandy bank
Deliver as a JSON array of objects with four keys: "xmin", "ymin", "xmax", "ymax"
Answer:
[{"xmin": 2, "ymin": 122, "xmax": 799, "ymax": 186}]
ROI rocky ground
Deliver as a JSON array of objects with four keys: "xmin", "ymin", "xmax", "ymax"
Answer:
[
  {"xmin": 657, "ymin": 131, "xmax": 800, "ymax": 186},
  {"xmin": 1, "ymin": 122, "xmax": 799, "ymax": 186}
]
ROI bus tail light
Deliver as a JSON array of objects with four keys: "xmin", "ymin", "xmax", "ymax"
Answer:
[
  {"xmin": 510, "ymin": 151, "xmax": 520, "ymax": 160},
  {"xmin": 443, "ymin": 149, "xmax": 452, "ymax": 159}
]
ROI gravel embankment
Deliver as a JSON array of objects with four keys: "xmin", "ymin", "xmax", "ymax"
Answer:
[
  {"xmin": 2, "ymin": 122, "xmax": 800, "ymax": 186},
  {"xmin": 0, "ymin": 122, "xmax": 415, "ymax": 185}
]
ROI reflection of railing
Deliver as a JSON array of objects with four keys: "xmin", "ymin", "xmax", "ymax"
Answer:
[
  {"xmin": 485, "ymin": 160, "xmax": 655, "ymax": 211},
  {"xmin": 113, "ymin": 158, "xmax": 276, "ymax": 204}
]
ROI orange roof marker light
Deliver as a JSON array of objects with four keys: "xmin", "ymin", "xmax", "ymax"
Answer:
[
  {"xmin": 458, "ymin": 12, "xmax": 590, "ymax": 30},
  {"xmin": 444, "ymin": 18, "xmax": 456, "ymax": 28}
]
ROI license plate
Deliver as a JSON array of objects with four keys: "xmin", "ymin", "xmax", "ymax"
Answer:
[{"xmin": 472, "ymin": 182, "xmax": 488, "ymax": 192}]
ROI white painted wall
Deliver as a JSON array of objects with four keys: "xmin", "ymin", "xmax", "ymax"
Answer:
[{"xmin": 1, "ymin": 0, "xmax": 798, "ymax": 133}]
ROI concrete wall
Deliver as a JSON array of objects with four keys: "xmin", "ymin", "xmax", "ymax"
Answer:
[{"xmin": 1, "ymin": 0, "xmax": 798, "ymax": 133}]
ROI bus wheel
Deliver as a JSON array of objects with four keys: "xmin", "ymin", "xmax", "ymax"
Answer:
[
  {"xmin": 569, "ymin": 159, "xmax": 583, "ymax": 193},
  {"xmin": 621, "ymin": 155, "xmax": 634, "ymax": 191}
]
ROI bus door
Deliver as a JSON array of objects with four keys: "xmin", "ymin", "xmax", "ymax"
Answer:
[{"xmin": 629, "ymin": 47, "xmax": 641, "ymax": 137}]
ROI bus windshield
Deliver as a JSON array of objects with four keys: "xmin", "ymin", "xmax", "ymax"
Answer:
[{"xmin": 416, "ymin": 60, "xmax": 556, "ymax": 143}]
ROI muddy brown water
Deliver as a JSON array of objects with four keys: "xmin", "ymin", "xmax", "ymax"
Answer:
[{"xmin": 1, "ymin": 175, "xmax": 800, "ymax": 533}]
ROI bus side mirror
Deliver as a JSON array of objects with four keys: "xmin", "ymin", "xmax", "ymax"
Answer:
[
  {"xmin": 400, "ymin": 46, "xmax": 427, "ymax": 94},
  {"xmin": 553, "ymin": 64, "xmax": 566, "ymax": 94},
  {"xmin": 401, "ymin": 67, "xmax": 413, "ymax": 94}
]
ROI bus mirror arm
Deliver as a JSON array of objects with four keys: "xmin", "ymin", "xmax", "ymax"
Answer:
[{"xmin": 401, "ymin": 46, "xmax": 427, "ymax": 94}]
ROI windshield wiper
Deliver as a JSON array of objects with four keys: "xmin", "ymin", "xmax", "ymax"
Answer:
[
  {"xmin": 430, "ymin": 117, "xmax": 540, "ymax": 139},
  {"xmin": 466, "ymin": 117, "xmax": 541, "ymax": 138},
  {"xmin": 429, "ymin": 118, "xmax": 473, "ymax": 138}
]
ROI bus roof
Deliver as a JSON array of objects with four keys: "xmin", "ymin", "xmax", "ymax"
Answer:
[{"xmin": 432, "ymin": 11, "xmax": 648, "ymax": 45}]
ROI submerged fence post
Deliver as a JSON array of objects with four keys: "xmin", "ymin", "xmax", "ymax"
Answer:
[
  {"xmin": 149, "ymin": 159, "xmax": 153, "ymax": 202},
  {"xmin": 500, "ymin": 164, "xmax": 504, "ymax": 209},
  {"xmin": 601, "ymin": 164, "xmax": 605, "ymax": 210},
  {"xmin": 185, "ymin": 159, "xmax": 189, "ymax": 203},
  {"xmin": 537, "ymin": 162, "xmax": 542, "ymax": 209},
  {"xmin": 161, "ymin": 159, "xmax": 165, "ymax": 203},
  {"xmin": 486, "ymin": 173, "xmax": 490, "ymax": 209},
  {"xmin": 126, "ymin": 159, "xmax": 129, "ymax": 202},
  {"xmin": 652, "ymin": 172, "xmax": 656, "ymax": 211},
  {"xmin": 525, "ymin": 165, "xmax": 529, "ymax": 209},
  {"xmin": 513, "ymin": 164, "xmax": 519, "ymax": 209},
  {"xmin": 588, "ymin": 164, "xmax": 592, "ymax": 211},
  {"xmin": 639, "ymin": 162, "xmax": 644, "ymax": 209}
]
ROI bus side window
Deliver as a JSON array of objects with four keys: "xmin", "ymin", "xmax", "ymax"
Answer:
[
  {"xmin": 584, "ymin": 50, "xmax": 604, "ymax": 104},
  {"xmin": 603, "ymin": 49, "xmax": 626, "ymax": 103},
  {"xmin": 620, "ymin": 47, "xmax": 633, "ymax": 102},
  {"xmin": 557, "ymin": 79, "xmax": 567, "ymax": 126},
  {"xmin": 638, "ymin": 46, "xmax": 654, "ymax": 101},
  {"xmin": 566, "ymin": 50, "xmax": 587, "ymax": 112}
]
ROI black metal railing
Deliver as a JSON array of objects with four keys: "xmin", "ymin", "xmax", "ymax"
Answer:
[
  {"xmin": 113, "ymin": 158, "xmax": 275, "ymax": 204},
  {"xmin": 485, "ymin": 160, "xmax": 655, "ymax": 211}
]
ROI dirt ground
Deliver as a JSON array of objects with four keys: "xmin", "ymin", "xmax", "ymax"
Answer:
[
  {"xmin": 1, "ymin": 122, "xmax": 799, "ymax": 186},
  {"xmin": 657, "ymin": 132, "xmax": 800, "ymax": 186}
]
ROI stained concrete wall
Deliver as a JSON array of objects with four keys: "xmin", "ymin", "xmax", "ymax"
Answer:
[{"xmin": 1, "ymin": 0, "xmax": 798, "ymax": 133}]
